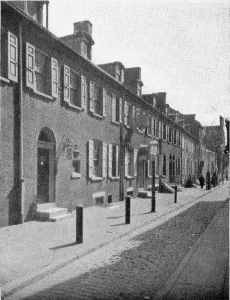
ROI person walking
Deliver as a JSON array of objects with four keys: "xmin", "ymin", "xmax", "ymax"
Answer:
[{"xmin": 199, "ymin": 174, "xmax": 205, "ymax": 189}]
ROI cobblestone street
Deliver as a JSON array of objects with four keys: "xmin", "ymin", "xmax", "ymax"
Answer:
[{"xmin": 6, "ymin": 197, "xmax": 228, "ymax": 300}]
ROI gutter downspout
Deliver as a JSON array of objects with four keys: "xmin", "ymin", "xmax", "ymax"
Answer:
[
  {"xmin": 19, "ymin": 21, "xmax": 25, "ymax": 223},
  {"xmin": 46, "ymin": 2, "xmax": 49, "ymax": 30},
  {"xmin": 119, "ymin": 90, "xmax": 125, "ymax": 201}
]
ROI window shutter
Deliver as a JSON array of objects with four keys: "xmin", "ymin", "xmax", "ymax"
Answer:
[
  {"xmin": 111, "ymin": 94, "xmax": 116, "ymax": 122},
  {"xmin": 147, "ymin": 160, "xmax": 152, "ymax": 177},
  {"xmin": 152, "ymin": 117, "xmax": 155, "ymax": 137},
  {"xmin": 88, "ymin": 140, "xmax": 94, "ymax": 179},
  {"xmin": 108, "ymin": 144, "xmax": 112, "ymax": 178},
  {"xmin": 134, "ymin": 149, "xmax": 138, "ymax": 176},
  {"xmin": 154, "ymin": 119, "xmax": 157, "ymax": 136},
  {"xmin": 166, "ymin": 125, "xmax": 169, "ymax": 141},
  {"xmin": 121, "ymin": 69, "xmax": 124, "ymax": 83},
  {"xmin": 81, "ymin": 75, "xmax": 87, "ymax": 109},
  {"xmin": 116, "ymin": 145, "xmax": 119, "ymax": 177},
  {"xmin": 124, "ymin": 101, "xmax": 128, "ymax": 126},
  {"xmin": 8, "ymin": 32, "xmax": 18, "ymax": 82},
  {"xmin": 26, "ymin": 42, "xmax": 35, "ymax": 89},
  {"xmin": 158, "ymin": 121, "xmax": 161, "ymax": 138},
  {"xmin": 51, "ymin": 58, "xmax": 58, "ymax": 98},
  {"xmin": 119, "ymin": 98, "xmax": 122, "ymax": 123},
  {"xmin": 64, "ymin": 65, "xmax": 70, "ymax": 103},
  {"xmin": 89, "ymin": 81, "xmax": 94, "ymax": 112},
  {"xmin": 161, "ymin": 122, "xmax": 164, "ymax": 139},
  {"xmin": 132, "ymin": 106, "xmax": 135, "ymax": 128},
  {"xmin": 102, "ymin": 142, "xmax": 107, "ymax": 178},
  {"xmin": 125, "ymin": 148, "xmax": 128, "ymax": 177},
  {"xmin": 103, "ymin": 88, "xmax": 107, "ymax": 117}
]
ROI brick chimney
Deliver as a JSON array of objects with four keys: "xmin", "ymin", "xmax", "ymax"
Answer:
[{"xmin": 60, "ymin": 20, "xmax": 95, "ymax": 60}]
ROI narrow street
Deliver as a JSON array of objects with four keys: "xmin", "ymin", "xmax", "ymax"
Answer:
[{"xmin": 6, "ymin": 189, "xmax": 228, "ymax": 300}]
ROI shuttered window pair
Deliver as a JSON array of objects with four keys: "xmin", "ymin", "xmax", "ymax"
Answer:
[
  {"xmin": 89, "ymin": 82, "xmax": 106, "ymax": 117},
  {"xmin": 63, "ymin": 65, "xmax": 87, "ymax": 109},
  {"xmin": 111, "ymin": 95, "xmax": 122, "ymax": 123},
  {"xmin": 88, "ymin": 140, "xmax": 107, "ymax": 179},
  {"xmin": 26, "ymin": 42, "xmax": 58, "ymax": 98},
  {"xmin": 1, "ymin": 31, "xmax": 18, "ymax": 82}
]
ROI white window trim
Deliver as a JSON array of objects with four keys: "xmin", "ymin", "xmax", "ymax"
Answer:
[
  {"xmin": 89, "ymin": 81, "xmax": 106, "ymax": 118},
  {"xmin": 8, "ymin": 31, "xmax": 18, "ymax": 82}
]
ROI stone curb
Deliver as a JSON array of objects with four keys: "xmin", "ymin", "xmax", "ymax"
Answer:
[
  {"xmin": 155, "ymin": 198, "xmax": 229, "ymax": 300},
  {"xmin": 1, "ymin": 185, "xmax": 224, "ymax": 299}
]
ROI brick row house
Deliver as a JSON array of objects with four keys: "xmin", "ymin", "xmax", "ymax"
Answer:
[{"xmin": 0, "ymin": 1, "xmax": 217, "ymax": 227}]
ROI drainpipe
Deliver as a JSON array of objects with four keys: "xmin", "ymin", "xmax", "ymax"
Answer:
[
  {"xmin": 19, "ymin": 21, "xmax": 25, "ymax": 223},
  {"xmin": 119, "ymin": 90, "xmax": 125, "ymax": 201},
  {"xmin": 46, "ymin": 2, "xmax": 49, "ymax": 30}
]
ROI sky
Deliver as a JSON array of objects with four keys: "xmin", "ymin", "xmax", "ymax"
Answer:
[{"xmin": 48, "ymin": 0, "xmax": 230, "ymax": 126}]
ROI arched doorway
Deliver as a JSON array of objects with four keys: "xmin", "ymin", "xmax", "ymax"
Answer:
[{"xmin": 37, "ymin": 128, "xmax": 55, "ymax": 203}]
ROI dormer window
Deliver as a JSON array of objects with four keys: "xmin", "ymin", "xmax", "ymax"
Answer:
[
  {"xmin": 115, "ymin": 65, "xmax": 124, "ymax": 83},
  {"xmin": 153, "ymin": 97, "xmax": 156, "ymax": 108},
  {"xmin": 81, "ymin": 40, "xmax": 88, "ymax": 59},
  {"xmin": 137, "ymin": 84, "xmax": 142, "ymax": 97}
]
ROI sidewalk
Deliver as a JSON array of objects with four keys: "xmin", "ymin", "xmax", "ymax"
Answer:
[
  {"xmin": 1, "ymin": 183, "xmax": 229, "ymax": 298},
  {"xmin": 156, "ymin": 198, "xmax": 229, "ymax": 300}
]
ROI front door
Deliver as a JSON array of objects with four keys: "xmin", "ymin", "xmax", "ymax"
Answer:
[{"xmin": 37, "ymin": 148, "xmax": 50, "ymax": 203}]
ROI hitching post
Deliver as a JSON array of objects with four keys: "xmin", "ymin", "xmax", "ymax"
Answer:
[
  {"xmin": 174, "ymin": 185, "xmax": 177, "ymax": 203},
  {"xmin": 125, "ymin": 196, "xmax": 130, "ymax": 224},
  {"xmin": 151, "ymin": 159, "xmax": 156, "ymax": 212},
  {"xmin": 76, "ymin": 205, "xmax": 83, "ymax": 244}
]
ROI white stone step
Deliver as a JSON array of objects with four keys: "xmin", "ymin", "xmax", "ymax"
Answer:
[
  {"xmin": 49, "ymin": 213, "xmax": 73, "ymax": 222},
  {"xmin": 37, "ymin": 203, "xmax": 56, "ymax": 211},
  {"xmin": 37, "ymin": 207, "xmax": 68, "ymax": 221}
]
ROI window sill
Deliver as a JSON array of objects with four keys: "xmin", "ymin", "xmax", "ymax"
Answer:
[
  {"xmin": 109, "ymin": 176, "xmax": 120, "ymax": 181},
  {"xmin": 125, "ymin": 176, "xmax": 135, "ymax": 180},
  {"xmin": 71, "ymin": 172, "xmax": 81, "ymax": 179},
  {"xmin": 91, "ymin": 112, "xmax": 104, "ymax": 119},
  {"xmin": 90, "ymin": 176, "xmax": 104, "ymax": 181},
  {"xmin": 34, "ymin": 90, "xmax": 54, "ymax": 100},
  {"xmin": 0, "ymin": 76, "xmax": 10, "ymax": 83},
  {"xmin": 111, "ymin": 120, "xmax": 120, "ymax": 126},
  {"xmin": 68, "ymin": 103, "xmax": 83, "ymax": 111}
]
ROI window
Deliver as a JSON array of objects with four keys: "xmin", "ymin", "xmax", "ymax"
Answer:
[
  {"xmin": 108, "ymin": 144, "xmax": 119, "ymax": 178},
  {"xmin": 112, "ymin": 95, "xmax": 122, "ymax": 123},
  {"xmin": 88, "ymin": 140, "xmax": 107, "ymax": 179},
  {"xmin": 173, "ymin": 130, "xmax": 177, "ymax": 144},
  {"xmin": 152, "ymin": 97, "xmax": 156, "ymax": 108},
  {"xmin": 64, "ymin": 65, "xmax": 87, "ymax": 109},
  {"xmin": 90, "ymin": 81, "xmax": 106, "ymax": 117},
  {"xmin": 1, "ymin": 30, "xmax": 18, "ymax": 82},
  {"xmin": 124, "ymin": 101, "xmax": 133, "ymax": 128},
  {"xmin": 26, "ymin": 43, "xmax": 58, "ymax": 98},
  {"xmin": 136, "ymin": 108, "xmax": 146, "ymax": 133},
  {"xmin": 155, "ymin": 119, "xmax": 159, "ymax": 137},
  {"xmin": 163, "ymin": 154, "xmax": 167, "ymax": 176},
  {"xmin": 137, "ymin": 84, "xmax": 142, "ymax": 97},
  {"xmin": 147, "ymin": 116, "xmax": 153, "ymax": 137},
  {"xmin": 26, "ymin": 2, "xmax": 41, "ymax": 22},
  {"xmin": 163, "ymin": 123, "xmax": 167, "ymax": 140},
  {"xmin": 81, "ymin": 40, "xmax": 88, "ymax": 59},
  {"xmin": 125, "ymin": 147, "xmax": 135, "ymax": 177},
  {"xmin": 169, "ymin": 127, "xmax": 172, "ymax": 143},
  {"xmin": 115, "ymin": 65, "xmax": 124, "ymax": 83}
]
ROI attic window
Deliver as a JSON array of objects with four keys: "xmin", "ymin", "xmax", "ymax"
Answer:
[{"xmin": 115, "ymin": 65, "xmax": 124, "ymax": 83}]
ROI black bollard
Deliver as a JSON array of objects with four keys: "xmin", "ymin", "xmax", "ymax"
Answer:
[
  {"xmin": 151, "ymin": 160, "xmax": 156, "ymax": 212},
  {"xmin": 76, "ymin": 205, "xmax": 83, "ymax": 244},
  {"xmin": 174, "ymin": 186, "xmax": 177, "ymax": 203},
  {"xmin": 125, "ymin": 196, "xmax": 130, "ymax": 224}
]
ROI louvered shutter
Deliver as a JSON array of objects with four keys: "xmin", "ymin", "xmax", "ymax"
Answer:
[
  {"xmin": 89, "ymin": 81, "xmax": 94, "ymax": 112},
  {"xmin": 88, "ymin": 140, "xmax": 94, "ymax": 179},
  {"xmin": 8, "ymin": 32, "xmax": 18, "ymax": 82},
  {"xmin": 124, "ymin": 101, "xmax": 128, "ymax": 126},
  {"xmin": 111, "ymin": 94, "xmax": 116, "ymax": 122},
  {"xmin": 116, "ymin": 145, "xmax": 119, "ymax": 177},
  {"xmin": 152, "ymin": 117, "xmax": 155, "ymax": 136},
  {"xmin": 108, "ymin": 144, "xmax": 112, "ymax": 178},
  {"xmin": 81, "ymin": 75, "xmax": 87, "ymax": 109},
  {"xmin": 132, "ymin": 106, "xmax": 135, "ymax": 128},
  {"xmin": 147, "ymin": 160, "xmax": 151, "ymax": 177},
  {"xmin": 103, "ymin": 88, "xmax": 107, "ymax": 117},
  {"xmin": 119, "ymin": 98, "xmax": 122, "ymax": 123},
  {"xmin": 161, "ymin": 122, "xmax": 164, "ymax": 139},
  {"xmin": 121, "ymin": 69, "xmax": 124, "ymax": 83},
  {"xmin": 64, "ymin": 65, "xmax": 70, "ymax": 103},
  {"xmin": 102, "ymin": 142, "xmax": 107, "ymax": 178},
  {"xmin": 26, "ymin": 42, "xmax": 35, "ymax": 89},
  {"xmin": 125, "ymin": 148, "xmax": 128, "ymax": 177},
  {"xmin": 51, "ymin": 58, "xmax": 58, "ymax": 98},
  {"xmin": 134, "ymin": 149, "xmax": 138, "ymax": 176}
]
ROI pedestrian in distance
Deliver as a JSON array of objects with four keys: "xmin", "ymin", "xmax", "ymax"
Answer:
[
  {"xmin": 211, "ymin": 172, "xmax": 218, "ymax": 187},
  {"xmin": 199, "ymin": 174, "xmax": 205, "ymax": 189},
  {"xmin": 206, "ymin": 171, "xmax": 211, "ymax": 190}
]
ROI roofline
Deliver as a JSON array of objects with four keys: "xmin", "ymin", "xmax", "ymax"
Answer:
[{"xmin": 4, "ymin": 1, "xmax": 200, "ymax": 142}]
